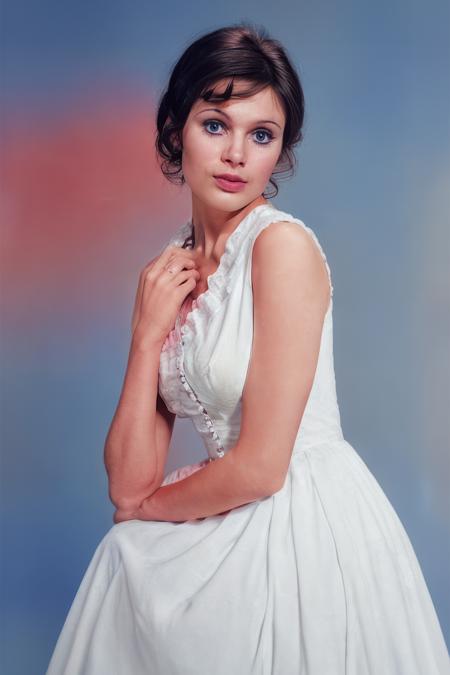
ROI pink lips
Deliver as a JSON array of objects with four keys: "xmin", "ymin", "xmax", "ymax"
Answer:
[{"xmin": 214, "ymin": 175, "xmax": 247, "ymax": 192}]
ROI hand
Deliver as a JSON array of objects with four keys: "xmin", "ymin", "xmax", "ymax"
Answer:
[{"xmin": 131, "ymin": 244, "xmax": 200, "ymax": 345}]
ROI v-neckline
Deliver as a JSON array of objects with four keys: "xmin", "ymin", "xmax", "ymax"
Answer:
[{"xmin": 177, "ymin": 202, "xmax": 275, "ymax": 343}]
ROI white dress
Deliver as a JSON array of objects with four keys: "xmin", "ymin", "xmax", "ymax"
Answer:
[{"xmin": 46, "ymin": 203, "xmax": 450, "ymax": 674}]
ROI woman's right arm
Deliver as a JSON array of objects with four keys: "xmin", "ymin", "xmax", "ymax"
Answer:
[
  {"xmin": 103, "ymin": 244, "xmax": 199, "ymax": 512},
  {"xmin": 103, "ymin": 332, "xmax": 174, "ymax": 512}
]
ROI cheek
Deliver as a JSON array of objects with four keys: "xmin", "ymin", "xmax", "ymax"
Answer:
[
  {"xmin": 254, "ymin": 148, "xmax": 282, "ymax": 181},
  {"xmin": 182, "ymin": 131, "xmax": 216, "ymax": 171}
]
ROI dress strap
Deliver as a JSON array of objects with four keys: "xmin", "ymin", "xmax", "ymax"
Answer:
[{"xmin": 250, "ymin": 209, "xmax": 334, "ymax": 300}]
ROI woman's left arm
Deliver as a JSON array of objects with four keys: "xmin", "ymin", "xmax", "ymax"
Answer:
[{"xmin": 117, "ymin": 221, "xmax": 331, "ymax": 523}]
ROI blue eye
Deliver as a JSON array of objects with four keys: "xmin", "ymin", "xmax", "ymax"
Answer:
[
  {"xmin": 253, "ymin": 129, "xmax": 273, "ymax": 144},
  {"xmin": 202, "ymin": 120, "xmax": 274, "ymax": 145},
  {"xmin": 203, "ymin": 120, "xmax": 223, "ymax": 135}
]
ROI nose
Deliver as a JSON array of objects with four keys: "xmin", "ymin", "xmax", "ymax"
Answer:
[{"xmin": 221, "ymin": 132, "xmax": 246, "ymax": 166}]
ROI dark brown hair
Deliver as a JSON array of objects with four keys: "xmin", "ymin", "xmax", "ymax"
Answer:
[{"xmin": 155, "ymin": 22, "xmax": 305, "ymax": 200}]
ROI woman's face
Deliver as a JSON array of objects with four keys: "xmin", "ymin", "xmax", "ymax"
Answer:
[{"xmin": 181, "ymin": 79, "xmax": 286, "ymax": 211}]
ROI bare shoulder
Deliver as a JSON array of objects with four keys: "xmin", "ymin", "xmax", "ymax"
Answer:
[{"xmin": 251, "ymin": 219, "xmax": 331, "ymax": 312}]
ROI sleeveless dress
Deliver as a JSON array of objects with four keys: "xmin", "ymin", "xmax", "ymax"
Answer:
[{"xmin": 46, "ymin": 202, "xmax": 449, "ymax": 674}]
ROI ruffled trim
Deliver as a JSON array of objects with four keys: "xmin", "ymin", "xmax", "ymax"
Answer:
[
  {"xmin": 161, "ymin": 295, "xmax": 198, "ymax": 353},
  {"xmin": 164, "ymin": 202, "xmax": 334, "ymax": 346},
  {"xmin": 179, "ymin": 203, "xmax": 275, "ymax": 344},
  {"xmin": 160, "ymin": 203, "xmax": 276, "ymax": 461},
  {"xmin": 161, "ymin": 203, "xmax": 334, "ymax": 461}
]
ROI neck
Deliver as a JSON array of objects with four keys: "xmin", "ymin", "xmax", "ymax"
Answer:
[{"xmin": 190, "ymin": 196, "xmax": 269, "ymax": 259}]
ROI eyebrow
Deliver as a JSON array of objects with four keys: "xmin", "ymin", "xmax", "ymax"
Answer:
[{"xmin": 195, "ymin": 107, "xmax": 282, "ymax": 130}]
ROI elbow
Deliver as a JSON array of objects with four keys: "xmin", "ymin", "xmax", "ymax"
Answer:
[
  {"xmin": 251, "ymin": 467, "xmax": 283, "ymax": 497},
  {"xmin": 261, "ymin": 476, "xmax": 285, "ymax": 497},
  {"xmin": 267, "ymin": 464, "xmax": 289, "ymax": 495},
  {"xmin": 235, "ymin": 456, "xmax": 284, "ymax": 500},
  {"xmin": 109, "ymin": 492, "xmax": 148, "ymax": 514},
  {"xmin": 108, "ymin": 476, "xmax": 161, "ymax": 513},
  {"xmin": 104, "ymin": 440, "xmax": 161, "ymax": 512},
  {"xmin": 108, "ymin": 492, "xmax": 140, "ymax": 513},
  {"xmin": 252, "ymin": 479, "xmax": 283, "ymax": 500},
  {"xmin": 254, "ymin": 467, "xmax": 287, "ymax": 499}
]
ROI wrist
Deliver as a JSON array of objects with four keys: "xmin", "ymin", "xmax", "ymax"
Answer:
[{"xmin": 131, "ymin": 325, "xmax": 165, "ymax": 353}]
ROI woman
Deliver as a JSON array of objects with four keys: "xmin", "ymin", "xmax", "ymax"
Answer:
[{"xmin": 46, "ymin": 23, "xmax": 449, "ymax": 674}]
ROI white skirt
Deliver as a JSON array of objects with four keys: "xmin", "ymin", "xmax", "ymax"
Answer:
[{"xmin": 46, "ymin": 441, "xmax": 450, "ymax": 674}]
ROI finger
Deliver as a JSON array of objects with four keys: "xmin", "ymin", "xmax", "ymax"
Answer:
[
  {"xmin": 136, "ymin": 248, "xmax": 177, "ymax": 305},
  {"xmin": 142, "ymin": 246, "xmax": 197, "ymax": 290},
  {"xmin": 152, "ymin": 244, "xmax": 185, "ymax": 272},
  {"xmin": 144, "ymin": 245, "xmax": 196, "ymax": 273},
  {"xmin": 158, "ymin": 245, "xmax": 197, "ymax": 267},
  {"xmin": 165, "ymin": 250, "xmax": 197, "ymax": 267},
  {"xmin": 167, "ymin": 267, "xmax": 200, "ymax": 290},
  {"xmin": 157, "ymin": 251, "xmax": 198, "ymax": 278},
  {"xmin": 164, "ymin": 258, "xmax": 196, "ymax": 275},
  {"xmin": 139, "ymin": 245, "xmax": 177, "ymax": 277}
]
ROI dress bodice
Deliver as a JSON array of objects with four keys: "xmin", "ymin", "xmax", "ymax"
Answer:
[{"xmin": 158, "ymin": 203, "xmax": 344, "ymax": 462}]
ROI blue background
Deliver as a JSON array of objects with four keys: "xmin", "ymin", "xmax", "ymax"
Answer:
[{"xmin": 1, "ymin": 1, "xmax": 449, "ymax": 672}]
